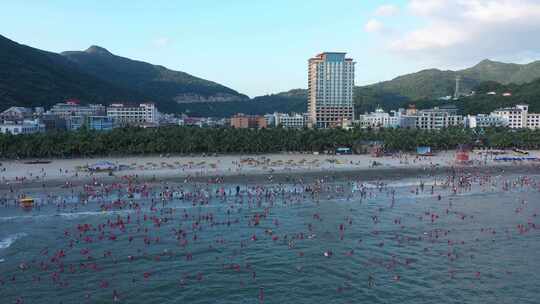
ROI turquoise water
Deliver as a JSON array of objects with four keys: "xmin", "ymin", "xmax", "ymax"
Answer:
[{"xmin": 0, "ymin": 174, "xmax": 539, "ymax": 303}]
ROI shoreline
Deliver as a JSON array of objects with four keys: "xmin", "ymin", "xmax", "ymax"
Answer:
[{"xmin": 1, "ymin": 154, "xmax": 539, "ymax": 192}]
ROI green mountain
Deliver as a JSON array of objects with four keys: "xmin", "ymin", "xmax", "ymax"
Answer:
[
  {"xmin": 0, "ymin": 34, "xmax": 143, "ymax": 109},
  {"xmin": 361, "ymin": 59, "xmax": 540, "ymax": 108},
  {"xmin": 411, "ymin": 78, "xmax": 540, "ymax": 115},
  {"xmin": 0, "ymin": 34, "xmax": 248, "ymax": 112},
  {"xmin": 461, "ymin": 59, "xmax": 540, "ymax": 84},
  {"xmin": 62, "ymin": 46, "xmax": 248, "ymax": 112}
]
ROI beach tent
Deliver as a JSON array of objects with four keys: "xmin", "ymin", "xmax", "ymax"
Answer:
[
  {"xmin": 88, "ymin": 161, "xmax": 117, "ymax": 172},
  {"xmin": 335, "ymin": 147, "xmax": 352, "ymax": 155},
  {"xmin": 370, "ymin": 146, "xmax": 384, "ymax": 158},
  {"xmin": 417, "ymin": 146, "xmax": 433, "ymax": 156},
  {"xmin": 455, "ymin": 144, "xmax": 472, "ymax": 164},
  {"xmin": 353, "ymin": 140, "xmax": 384, "ymax": 155}
]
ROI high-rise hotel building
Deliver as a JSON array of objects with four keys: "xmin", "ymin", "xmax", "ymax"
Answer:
[{"xmin": 308, "ymin": 52, "xmax": 355, "ymax": 128}]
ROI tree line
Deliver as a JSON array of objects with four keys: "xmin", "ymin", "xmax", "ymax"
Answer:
[{"xmin": 1, "ymin": 127, "xmax": 540, "ymax": 159}]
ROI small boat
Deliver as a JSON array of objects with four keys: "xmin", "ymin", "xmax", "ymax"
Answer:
[
  {"xmin": 513, "ymin": 149, "xmax": 529, "ymax": 156},
  {"xmin": 24, "ymin": 160, "xmax": 52, "ymax": 165},
  {"xmin": 19, "ymin": 197, "xmax": 34, "ymax": 209}
]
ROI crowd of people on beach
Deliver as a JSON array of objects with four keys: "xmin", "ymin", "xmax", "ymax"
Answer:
[{"xmin": 0, "ymin": 159, "xmax": 539, "ymax": 303}]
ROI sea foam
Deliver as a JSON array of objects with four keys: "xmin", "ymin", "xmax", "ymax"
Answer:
[{"xmin": 0, "ymin": 232, "xmax": 28, "ymax": 250}]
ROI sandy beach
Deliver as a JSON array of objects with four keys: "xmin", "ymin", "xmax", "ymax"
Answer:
[{"xmin": 1, "ymin": 150, "xmax": 539, "ymax": 191}]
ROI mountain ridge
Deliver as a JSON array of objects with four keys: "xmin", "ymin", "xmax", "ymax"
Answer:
[
  {"xmin": 0, "ymin": 34, "xmax": 248, "ymax": 112},
  {"xmin": 0, "ymin": 35, "xmax": 145, "ymax": 109},
  {"xmin": 83, "ymin": 45, "xmax": 113, "ymax": 56},
  {"xmin": 61, "ymin": 46, "xmax": 249, "ymax": 112},
  {"xmin": 364, "ymin": 58, "xmax": 540, "ymax": 104}
]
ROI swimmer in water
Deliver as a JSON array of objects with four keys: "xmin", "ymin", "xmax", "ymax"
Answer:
[
  {"xmin": 259, "ymin": 287, "xmax": 264, "ymax": 303},
  {"xmin": 368, "ymin": 274, "xmax": 374, "ymax": 288}
]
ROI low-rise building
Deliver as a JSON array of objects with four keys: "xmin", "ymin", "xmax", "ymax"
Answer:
[
  {"xmin": 206, "ymin": 118, "xmax": 228, "ymax": 128},
  {"xmin": 67, "ymin": 116, "xmax": 114, "ymax": 131},
  {"xmin": 274, "ymin": 113, "xmax": 307, "ymax": 129},
  {"xmin": 0, "ymin": 119, "xmax": 45, "ymax": 135},
  {"xmin": 48, "ymin": 101, "xmax": 106, "ymax": 119},
  {"xmin": 264, "ymin": 114, "xmax": 277, "ymax": 127},
  {"xmin": 179, "ymin": 117, "xmax": 226, "ymax": 128},
  {"xmin": 158, "ymin": 113, "xmax": 179, "ymax": 125},
  {"xmin": 66, "ymin": 116, "xmax": 85, "ymax": 131},
  {"xmin": 106, "ymin": 103, "xmax": 159, "ymax": 126},
  {"xmin": 41, "ymin": 113, "xmax": 67, "ymax": 131},
  {"xmin": 230, "ymin": 114, "xmax": 267, "ymax": 129},
  {"xmin": 357, "ymin": 108, "xmax": 397, "ymax": 128},
  {"xmin": 357, "ymin": 108, "xmax": 417, "ymax": 129},
  {"xmin": 466, "ymin": 114, "xmax": 508, "ymax": 128},
  {"xmin": 34, "ymin": 107, "xmax": 45, "ymax": 116},
  {"xmin": 87, "ymin": 116, "xmax": 115, "ymax": 131},
  {"xmin": 0, "ymin": 107, "xmax": 34, "ymax": 121},
  {"xmin": 182, "ymin": 117, "xmax": 205, "ymax": 127},
  {"xmin": 527, "ymin": 113, "xmax": 540, "ymax": 129},
  {"xmin": 357, "ymin": 106, "xmax": 462, "ymax": 130},
  {"xmin": 397, "ymin": 114, "xmax": 418, "ymax": 129},
  {"xmin": 416, "ymin": 106, "xmax": 464, "ymax": 130},
  {"xmin": 491, "ymin": 104, "xmax": 540, "ymax": 129}
]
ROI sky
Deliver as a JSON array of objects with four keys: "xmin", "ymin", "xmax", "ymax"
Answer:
[{"xmin": 2, "ymin": 0, "xmax": 540, "ymax": 97}]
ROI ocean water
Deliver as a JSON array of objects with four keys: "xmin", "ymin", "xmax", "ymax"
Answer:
[{"xmin": 0, "ymin": 174, "xmax": 539, "ymax": 304}]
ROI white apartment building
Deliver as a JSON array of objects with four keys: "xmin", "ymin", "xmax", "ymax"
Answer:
[
  {"xmin": 274, "ymin": 113, "xmax": 308, "ymax": 129},
  {"xmin": 0, "ymin": 107, "xmax": 34, "ymax": 121},
  {"xmin": 354, "ymin": 104, "xmax": 540, "ymax": 130},
  {"xmin": 466, "ymin": 114, "xmax": 508, "ymax": 128},
  {"xmin": 491, "ymin": 104, "xmax": 540, "ymax": 129},
  {"xmin": 357, "ymin": 108, "xmax": 397, "ymax": 128},
  {"xmin": 398, "ymin": 114, "xmax": 418, "ymax": 129},
  {"xmin": 0, "ymin": 119, "xmax": 45, "ymax": 135},
  {"xmin": 416, "ymin": 107, "xmax": 464, "ymax": 130},
  {"xmin": 48, "ymin": 102, "xmax": 106, "ymax": 119},
  {"xmin": 357, "ymin": 108, "xmax": 421, "ymax": 129},
  {"xmin": 308, "ymin": 52, "xmax": 355, "ymax": 128},
  {"xmin": 107, "ymin": 103, "xmax": 159, "ymax": 125},
  {"xmin": 264, "ymin": 114, "xmax": 276, "ymax": 127},
  {"xmin": 527, "ymin": 113, "xmax": 540, "ymax": 129}
]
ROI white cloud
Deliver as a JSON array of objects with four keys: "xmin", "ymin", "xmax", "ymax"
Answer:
[
  {"xmin": 381, "ymin": 0, "xmax": 540, "ymax": 65},
  {"xmin": 390, "ymin": 22, "xmax": 467, "ymax": 51},
  {"xmin": 408, "ymin": 0, "xmax": 449, "ymax": 16},
  {"xmin": 375, "ymin": 4, "xmax": 399, "ymax": 17},
  {"xmin": 152, "ymin": 37, "xmax": 171, "ymax": 48},
  {"xmin": 364, "ymin": 19, "xmax": 385, "ymax": 33}
]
